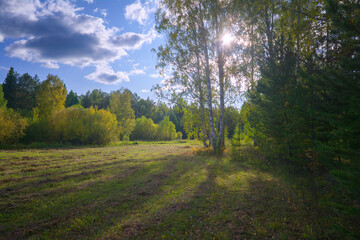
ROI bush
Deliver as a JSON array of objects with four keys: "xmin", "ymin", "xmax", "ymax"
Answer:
[
  {"xmin": 22, "ymin": 118, "xmax": 52, "ymax": 143},
  {"xmin": 49, "ymin": 107, "xmax": 119, "ymax": 145},
  {"xmin": 177, "ymin": 131, "xmax": 183, "ymax": 139},
  {"xmin": 156, "ymin": 116, "xmax": 177, "ymax": 141},
  {"xmin": 0, "ymin": 108, "xmax": 28, "ymax": 144},
  {"xmin": 131, "ymin": 116, "xmax": 158, "ymax": 140}
]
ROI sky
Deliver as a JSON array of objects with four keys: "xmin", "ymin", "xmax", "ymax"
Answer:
[{"xmin": 0, "ymin": 0, "xmax": 165, "ymax": 99}]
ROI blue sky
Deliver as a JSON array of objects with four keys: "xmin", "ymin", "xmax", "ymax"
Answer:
[{"xmin": 0, "ymin": 0, "xmax": 165, "ymax": 98}]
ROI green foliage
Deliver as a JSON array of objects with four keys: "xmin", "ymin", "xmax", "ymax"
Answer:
[
  {"xmin": 23, "ymin": 107, "xmax": 119, "ymax": 145},
  {"xmin": 2, "ymin": 68, "xmax": 39, "ymax": 114},
  {"xmin": 232, "ymin": 124, "xmax": 253, "ymax": 148},
  {"xmin": 232, "ymin": 125, "xmax": 242, "ymax": 147},
  {"xmin": 22, "ymin": 118, "xmax": 52, "ymax": 143},
  {"xmin": 152, "ymin": 102, "xmax": 170, "ymax": 123},
  {"xmin": 131, "ymin": 94, "xmax": 156, "ymax": 119},
  {"xmin": 0, "ymin": 85, "xmax": 7, "ymax": 109},
  {"xmin": 15, "ymin": 73, "xmax": 40, "ymax": 114},
  {"xmin": 65, "ymin": 90, "xmax": 79, "ymax": 107},
  {"xmin": 36, "ymin": 74, "xmax": 67, "ymax": 118},
  {"xmin": 109, "ymin": 89, "xmax": 135, "ymax": 140},
  {"xmin": 224, "ymin": 107, "xmax": 241, "ymax": 138},
  {"xmin": 80, "ymin": 89, "xmax": 110, "ymax": 109},
  {"xmin": 49, "ymin": 107, "xmax": 119, "ymax": 145},
  {"xmin": 131, "ymin": 116, "xmax": 158, "ymax": 141},
  {"xmin": 156, "ymin": 116, "xmax": 177, "ymax": 141},
  {"xmin": 2, "ymin": 67, "xmax": 18, "ymax": 109},
  {"xmin": 0, "ymin": 108, "xmax": 28, "ymax": 144},
  {"xmin": 183, "ymin": 107, "xmax": 202, "ymax": 140},
  {"xmin": 176, "ymin": 131, "xmax": 183, "ymax": 139}
]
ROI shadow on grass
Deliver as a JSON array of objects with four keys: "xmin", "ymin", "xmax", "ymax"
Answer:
[
  {"xmin": 98, "ymin": 148, "xmax": 353, "ymax": 240},
  {"xmin": 1, "ymin": 145, "xmax": 356, "ymax": 240}
]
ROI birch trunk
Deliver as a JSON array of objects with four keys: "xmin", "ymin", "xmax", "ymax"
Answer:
[
  {"xmin": 199, "ymin": 4, "xmax": 216, "ymax": 149},
  {"xmin": 214, "ymin": 9, "xmax": 225, "ymax": 150},
  {"xmin": 194, "ymin": 28, "xmax": 209, "ymax": 148}
]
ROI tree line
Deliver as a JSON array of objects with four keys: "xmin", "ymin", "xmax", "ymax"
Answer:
[{"xmin": 0, "ymin": 67, "xmax": 241, "ymax": 145}]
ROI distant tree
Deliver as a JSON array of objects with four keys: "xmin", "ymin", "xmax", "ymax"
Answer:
[
  {"xmin": 109, "ymin": 89, "xmax": 135, "ymax": 140},
  {"xmin": 16, "ymin": 73, "xmax": 40, "ymax": 114},
  {"xmin": 224, "ymin": 107, "xmax": 241, "ymax": 139},
  {"xmin": 130, "ymin": 116, "xmax": 158, "ymax": 140},
  {"xmin": 80, "ymin": 90, "xmax": 92, "ymax": 108},
  {"xmin": 65, "ymin": 90, "xmax": 79, "ymax": 107},
  {"xmin": 35, "ymin": 74, "xmax": 67, "ymax": 118},
  {"xmin": 80, "ymin": 89, "xmax": 110, "ymax": 109},
  {"xmin": 156, "ymin": 116, "xmax": 177, "ymax": 141},
  {"xmin": 182, "ymin": 105, "xmax": 208, "ymax": 140},
  {"xmin": 153, "ymin": 102, "xmax": 170, "ymax": 123},
  {"xmin": 0, "ymin": 85, "xmax": 7, "ymax": 109},
  {"xmin": 176, "ymin": 131, "xmax": 183, "ymax": 139},
  {"xmin": 132, "ymin": 98, "xmax": 156, "ymax": 119},
  {"xmin": 2, "ymin": 67, "xmax": 19, "ymax": 109}
]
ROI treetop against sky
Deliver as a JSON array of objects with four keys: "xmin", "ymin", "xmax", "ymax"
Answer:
[{"xmin": 0, "ymin": 0, "xmax": 165, "ymax": 98}]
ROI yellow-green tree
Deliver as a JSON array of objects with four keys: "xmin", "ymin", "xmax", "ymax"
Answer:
[
  {"xmin": 49, "ymin": 106, "xmax": 119, "ymax": 145},
  {"xmin": 156, "ymin": 116, "xmax": 177, "ymax": 141},
  {"xmin": 131, "ymin": 116, "xmax": 158, "ymax": 140},
  {"xmin": 0, "ymin": 108, "xmax": 28, "ymax": 144},
  {"xmin": 35, "ymin": 74, "xmax": 67, "ymax": 118},
  {"xmin": 109, "ymin": 89, "xmax": 135, "ymax": 140},
  {"xmin": 0, "ymin": 85, "xmax": 7, "ymax": 109}
]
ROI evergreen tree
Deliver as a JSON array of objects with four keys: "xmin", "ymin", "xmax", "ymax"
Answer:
[
  {"xmin": 16, "ymin": 73, "xmax": 40, "ymax": 113},
  {"xmin": 2, "ymin": 67, "xmax": 18, "ymax": 109},
  {"xmin": 65, "ymin": 90, "xmax": 80, "ymax": 107}
]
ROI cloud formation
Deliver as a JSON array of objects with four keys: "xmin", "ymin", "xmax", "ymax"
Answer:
[
  {"xmin": 124, "ymin": 0, "xmax": 156, "ymax": 25},
  {"xmin": 149, "ymin": 73, "xmax": 160, "ymax": 78},
  {"xmin": 85, "ymin": 64, "xmax": 129, "ymax": 84},
  {"xmin": 0, "ymin": 0, "xmax": 157, "ymax": 84}
]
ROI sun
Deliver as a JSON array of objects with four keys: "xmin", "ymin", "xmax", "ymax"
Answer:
[{"xmin": 222, "ymin": 32, "xmax": 234, "ymax": 46}]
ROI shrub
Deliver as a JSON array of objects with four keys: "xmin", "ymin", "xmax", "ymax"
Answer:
[
  {"xmin": 22, "ymin": 118, "xmax": 52, "ymax": 143},
  {"xmin": 0, "ymin": 108, "xmax": 28, "ymax": 144},
  {"xmin": 131, "ymin": 116, "xmax": 158, "ymax": 140},
  {"xmin": 177, "ymin": 131, "xmax": 183, "ymax": 139},
  {"xmin": 156, "ymin": 116, "xmax": 177, "ymax": 141},
  {"xmin": 49, "ymin": 107, "xmax": 119, "ymax": 145}
]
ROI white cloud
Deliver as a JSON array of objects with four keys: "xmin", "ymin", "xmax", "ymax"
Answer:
[
  {"xmin": 41, "ymin": 62, "xmax": 59, "ymax": 69},
  {"xmin": 141, "ymin": 89, "xmax": 149, "ymax": 93},
  {"xmin": 112, "ymin": 29, "xmax": 158, "ymax": 50},
  {"xmin": 85, "ymin": 64, "xmax": 129, "ymax": 84},
  {"xmin": 0, "ymin": 65, "xmax": 10, "ymax": 70},
  {"xmin": 149, "ymin": 73, "xmax": 160, "ymax": 78},
  {"xmin": 84, "ymin": 0, "xmax": 94, "ymax": 3},
  {"xmin": 129, "ymin": 69, "xmax": 145, "ymax": 75},
  {"xmin": 124, "ymin": 0, "xmax": 157, "ymax": 25},
  {"xmin": 100, "ymin": 9, "xmax": 107, "ymax": 17},
  {"xmin": 0, "ymin": 0, "xmax": 158, "ymax": 84}
]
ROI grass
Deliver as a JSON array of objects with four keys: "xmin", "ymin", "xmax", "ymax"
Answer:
[{"xmin": 0, "ymin": 141, "xmax": 358, "ymax": 239}]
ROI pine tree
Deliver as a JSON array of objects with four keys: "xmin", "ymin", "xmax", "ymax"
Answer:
[{"xmin": 2, "ymin": 67, "xmax": 18, "ymax": 109}]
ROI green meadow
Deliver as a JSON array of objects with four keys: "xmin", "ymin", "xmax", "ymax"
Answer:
[{"xmin": 1, "ymin": 141, "xmax": 356, "ymax": 239}]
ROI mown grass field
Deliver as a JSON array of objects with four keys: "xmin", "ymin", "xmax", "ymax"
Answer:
[{"xmin": 0, "ymin": 141, "xmax": 357, "ymax": 239}]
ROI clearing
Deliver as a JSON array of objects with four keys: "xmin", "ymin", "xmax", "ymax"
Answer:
[{"xmin": 0, "ymin": 142, "xmax": 354, "ymax": 239}]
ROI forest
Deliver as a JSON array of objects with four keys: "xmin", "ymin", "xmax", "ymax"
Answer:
[{"xmin": 0, "ymin": 0, "xmax": 359, "ymax": 239}]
